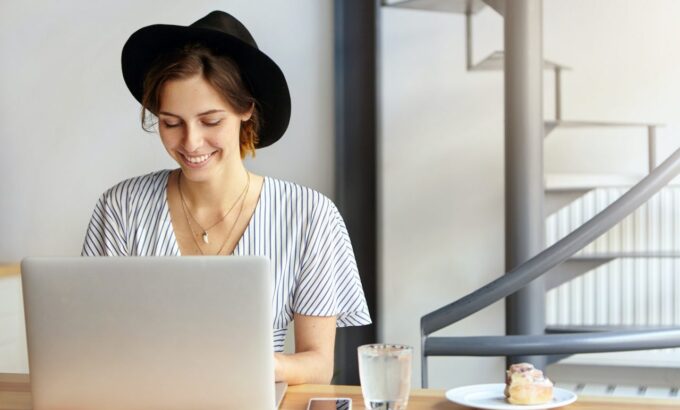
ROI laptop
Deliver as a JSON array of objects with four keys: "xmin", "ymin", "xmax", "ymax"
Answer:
[{"xmin": 22, "ymin": 256, "xmax": 287, "ymax": 409}]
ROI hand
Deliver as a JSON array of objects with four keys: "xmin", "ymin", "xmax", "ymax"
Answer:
[{"xmin": 271, "ymin": 315, "xmax": 336, "ymax": 385}]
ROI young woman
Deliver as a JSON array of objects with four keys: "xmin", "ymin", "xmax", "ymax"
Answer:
[{"xmin": 81, "ymin": 10, "xmax": 371, "ymax": 385}]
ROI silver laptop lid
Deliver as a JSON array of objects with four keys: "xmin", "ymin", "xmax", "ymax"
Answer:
[{"xmin": 22, "ymin": 256, "xmax": 275, "ymax": 410}]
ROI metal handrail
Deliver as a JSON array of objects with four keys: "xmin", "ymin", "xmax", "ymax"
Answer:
[
  {"xmin": 422, "ymin": 146, "xmax": 680, "ymax": 336},
  {"xmin": 420, "ymin": 146, "xmax": 680, "ymax": 386},
  {"xmin": 425, "ymin": 329, "xmax": 680, "ymax": 356}
]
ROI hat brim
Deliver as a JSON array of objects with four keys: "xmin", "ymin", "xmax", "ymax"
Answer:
[{"xmin": 121, "ymin": 24, "xmax": 291, "ymax": 149}]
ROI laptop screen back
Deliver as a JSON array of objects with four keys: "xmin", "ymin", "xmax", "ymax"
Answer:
[{"xmin": 22, "ymin": 256, "xmax": 275, "ymax": 410}]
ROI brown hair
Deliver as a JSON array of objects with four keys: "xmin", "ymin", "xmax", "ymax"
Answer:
[{"xmin": 140, "ymin": 42, "xmax": 260, "ymax": 158}]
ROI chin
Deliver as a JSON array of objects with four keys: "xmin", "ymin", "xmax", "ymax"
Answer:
[{"xmin": 178, "ymin": 166, "xmax": 213, "ymax": 181}]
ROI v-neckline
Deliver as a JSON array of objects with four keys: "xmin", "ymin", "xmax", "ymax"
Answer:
[{"xmin": 162, "ymin": 169, "xmax": 267, "ymax": 256}]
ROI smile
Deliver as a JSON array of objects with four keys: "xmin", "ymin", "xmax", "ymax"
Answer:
[{"xmin": 180, "ymin": 151, "xmax": 217, "ymax": 167}]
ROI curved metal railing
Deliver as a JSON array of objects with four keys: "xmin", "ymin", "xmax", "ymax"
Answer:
[
  {"xmin": 425, "ymin": 329, "xmax": 680, "ymax": 356},
  {"xmin": 420, "ymin": 146, "xmax": 680, "ymax": 387}
]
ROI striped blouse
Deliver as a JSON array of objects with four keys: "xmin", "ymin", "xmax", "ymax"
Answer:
[{"xmin": 81, "ymin": 169, "xmax": 371, "ymax": 352}]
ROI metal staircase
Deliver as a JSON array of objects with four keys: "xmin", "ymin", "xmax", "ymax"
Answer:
[{"xmin": 383, "ymin": 0, "xmax": 680, "ymax": 387}]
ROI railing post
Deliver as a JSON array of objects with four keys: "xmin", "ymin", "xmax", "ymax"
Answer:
[
  {"xmin": 421, "ymin": 334, "xmax": 429, "ymax": 388},
  {"xmin": 504, "ymin": 0, "xmax": 547, "ymax": 369},
  {"xmin": 648, "ymin": 126, "xmax": 657, "ymax": 174},
  {"xmin": 465, "ymin": 10, "xmax": 473, "ymax": 70},
  {"xmin": 554, "ymin": 67, "xmax": 562, "ymax": 121}
]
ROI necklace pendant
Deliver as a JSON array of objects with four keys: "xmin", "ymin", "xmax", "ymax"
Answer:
[{"xmin": 202, "ymin": 232, "xmax": 209, "ymax": 244}]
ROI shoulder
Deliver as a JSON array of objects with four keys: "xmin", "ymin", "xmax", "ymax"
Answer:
[
  {"xmin": 263, "ymin": 177, "xmax": 348, "ymax": 237},
  {"xmin": 98, "ymin": 169, "xmax": 171, "ymax": 204},
  {"xmin": 103, "ymin": 169, "xmax": 171, "ymax": 197},
  {"xmin": 264, "ymin": 176, "xmax": 337, "ymax": 215}
]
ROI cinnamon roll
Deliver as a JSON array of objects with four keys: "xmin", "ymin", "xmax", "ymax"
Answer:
[{"xmin": 504, "ymin": 363, "xmax": 554, "ymax": 405}]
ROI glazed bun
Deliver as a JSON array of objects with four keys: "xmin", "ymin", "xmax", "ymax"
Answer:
[{"xmin": 504, "ymin": 363, "xmax": 554, "ymax": 405}]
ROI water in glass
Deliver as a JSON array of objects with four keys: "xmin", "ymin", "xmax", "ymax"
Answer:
[{"xmin": 358, "ymin": 344, "xmax": 412, "ymax": 410}]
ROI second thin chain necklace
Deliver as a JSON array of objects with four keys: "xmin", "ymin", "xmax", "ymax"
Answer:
[{"xmin": 178, "ymin": 171, "xmax": 250, "ymax": 255}]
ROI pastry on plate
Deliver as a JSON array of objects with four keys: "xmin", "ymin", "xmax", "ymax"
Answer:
[{"xmin": 504, "ymin": 362, "xmax": 554, "ymax": 405}]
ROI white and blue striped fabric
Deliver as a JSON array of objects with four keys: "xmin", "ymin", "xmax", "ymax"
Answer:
[{"xmin": 81, "ymin": 169, "xmax": 371, "ymax": 352}]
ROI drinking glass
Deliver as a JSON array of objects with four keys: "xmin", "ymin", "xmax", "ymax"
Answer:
[{"xmin": 357, "ymin": 344, "xmax": 412, "ymax": 410}]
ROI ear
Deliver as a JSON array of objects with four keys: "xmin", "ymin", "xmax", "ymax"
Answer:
[{"xmin": 241, "ymin": 103, "xmax": 255, "ymax": 122}]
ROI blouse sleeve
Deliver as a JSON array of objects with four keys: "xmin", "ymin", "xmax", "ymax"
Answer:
[
  {"xmin": 81, "ymin": 187, "xmax": 129, "ymax": 256},
  {"xmin": 293, "ymin": 195, "xmax": 372, "ymax": 327}
]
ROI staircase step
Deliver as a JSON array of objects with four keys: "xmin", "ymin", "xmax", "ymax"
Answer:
[
  {"xmin": 543, "ymin": 173, "xmax": 680, "ymax": 215},
  {"xmin": 545, "ymin": 188, "xmax": 592, "ymax": 215},
  {"xmin": 545, "ymin": 119, "xmax": 662, "ymax": 136},
  {"xmin": 471, "ymin": 50, "xmax": 570, "ymax": 71},
  {"xmin": 544, "ymin": 174, "xmax": 643, "ymax": 215},
  {"xmin": 547, "ymin": 252, "xmax": 680, "ymax": 290},
  {"xmin": 555, "ymin": 350, "xmax": 680, "ymax": 368},
  {"xmin": 382, "ymin": 0, "xmax": 487, "ymax": 14},
  {"xmin": 553, "ymin": 381, "xmax": 680, "ymax": 400},
  {"xmin": 546, "ymin": 325, "xmax": 680, "ymax": 334},
  {"xmin": 547, "ymin": 258, "xmax": 614, "ymax": 290},
  {"xmin": 480, "ymin": 0, "xmax": 504, "ymax": 15},
  {"xmin": 572, "ymin": 252, "xmax": 680, "ymax": 260},
  {"xmin": 545, "ymin": 174, "xmax": 644, "ymax": 191}
]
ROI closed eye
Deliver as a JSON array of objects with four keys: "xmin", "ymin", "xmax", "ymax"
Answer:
[{"xmin": 161, "ymin": 119, "xmax": 222, "ymax": 128}]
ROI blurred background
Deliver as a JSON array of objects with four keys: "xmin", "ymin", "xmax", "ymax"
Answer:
[{"xmin": 2, "ymin": 0, "xmax": 680, "ymax": 392}]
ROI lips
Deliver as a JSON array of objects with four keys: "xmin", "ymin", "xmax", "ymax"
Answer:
[{"xmin": 180, "ymin": 151, "xmax": 217, "ymax": 168}]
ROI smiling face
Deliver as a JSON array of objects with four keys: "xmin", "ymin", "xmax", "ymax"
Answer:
[{"xmin": 157, "ymin": 74, "xmax": 253, "ymax": 182}]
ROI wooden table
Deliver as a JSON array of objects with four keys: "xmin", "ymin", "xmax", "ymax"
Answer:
[
  {"xmin": 1, "ymin": 374, "xmax": 678, "ymax": 409},
  {"xmin": 0, "ymin": 264, "xmax": 20, "ymax": 279}
]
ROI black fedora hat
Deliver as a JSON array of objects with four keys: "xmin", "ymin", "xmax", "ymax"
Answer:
[{"xmin": 121, "ymin": 10, "xmax": 291, "ymax": 148}]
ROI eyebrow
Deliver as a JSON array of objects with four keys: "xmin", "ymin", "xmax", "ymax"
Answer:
[{"xmin": 158, "ymin": 109, "xmax": 225, "ymax": 118}]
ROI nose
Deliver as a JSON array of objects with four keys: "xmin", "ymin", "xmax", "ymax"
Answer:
[{"xmin": 182, "ymin": 123, "xmax": 203, "ymax": 153}]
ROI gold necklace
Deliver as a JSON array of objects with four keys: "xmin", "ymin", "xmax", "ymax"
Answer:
[
  {"xmin": 215, "ymin": 179, "xmax": 248, "ymax": 255},
  {"xmin": 178, "ymin": 170, "xmax": 249, "ymax": 244},
  {"xmin": 179, "ymin": 171, "xmax": 250, "ymax": 255}
]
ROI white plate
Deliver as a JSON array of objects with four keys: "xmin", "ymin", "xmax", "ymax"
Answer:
[{"xmin": 445, "ymin": 383, "xmax": 577, "ymax": 410}]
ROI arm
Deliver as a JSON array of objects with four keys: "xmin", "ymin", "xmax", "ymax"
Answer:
[{"xmin": 274, "ymin": 313, "xmax": 337, "ymax": 385}]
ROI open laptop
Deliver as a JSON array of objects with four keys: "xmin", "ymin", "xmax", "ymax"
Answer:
[{"xmin": 22, "ymin": 256, "xmax": 287, "ymax": 409}]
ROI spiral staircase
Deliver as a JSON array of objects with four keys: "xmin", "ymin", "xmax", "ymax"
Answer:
[{"xmin": 382, "ymin": 0, "xmax": 680, "ymax": 395}]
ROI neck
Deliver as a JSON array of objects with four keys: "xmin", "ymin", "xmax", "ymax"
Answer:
[{"xmin": 178, "ymin": 161, "xmax": 249, "ymax": 212}]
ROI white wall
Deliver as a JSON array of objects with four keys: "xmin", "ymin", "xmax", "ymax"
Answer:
[
  {"xmin": 380, "ymin": 0, "xmax": 680, "ymax": 389},
  {"xmin": 5, "ymin": 0, "xmax": 680, "ymax": 385},
  {"xmin": 0, "ymin": 0, "xmax": 333, "ymax": 373},
  {"xmin": 543, "ymin": 0, "xmax": 680, "ymax": 174},
  {"xmin": 380, "ymin": 5, "xmax": 506, "ymax": 390}
]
